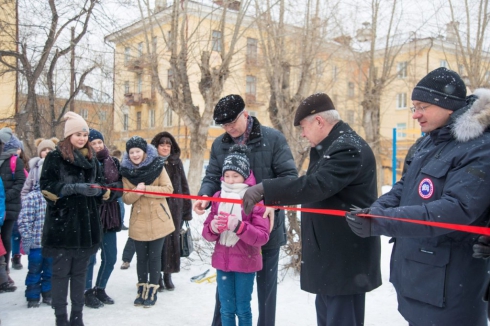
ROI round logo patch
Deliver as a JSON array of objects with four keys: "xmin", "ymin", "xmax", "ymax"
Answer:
[{"xmin": 418, "ymin": 178, "xmax": 434, "ymax": 199}]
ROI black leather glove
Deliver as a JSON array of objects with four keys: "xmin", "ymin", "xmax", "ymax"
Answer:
[
  {"xmin": 473, "ymin": 236, "xmax": 490, "ymax": 259},
  {"xmin": 345, "ymin": 208, "xmax": 371, "ymax": 238},
  {"xmin": 243, "ymin": 183, "xmax": 264, "ymax": 215},
  {"xmin": 61, "ymin": 183, "xmax": 102, "ymax": 197}
]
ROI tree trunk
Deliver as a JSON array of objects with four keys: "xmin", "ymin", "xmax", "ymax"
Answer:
[{"xmin": 186, "ymin": 123, "xmax": 209, "ymax": 196}]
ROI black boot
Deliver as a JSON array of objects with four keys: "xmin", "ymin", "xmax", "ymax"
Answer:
[
  {"xmin": 163, "ymin": 273, "xmax": 175, "ymax": 291},
  {"xmin": 27, "ymin": 299, "xmax": 40, "ymax": 308},
  {"xmin": 134, "ymin": 283, "xmax": 146, "ymax": 307},
  {"xmin": 42, "ymin": 291, "xmax": 52, "ymax": 305},
  {"xmin": 11, "ymin": 254, "xmax": 23, "ymax": 270},
  {"xmin": 95, "ymin": 288, "xmax": 114, "ymax": 305},
  {"xmin": 143, "ymin": 284, "xmax": 159, "ymax": 308},
  {"xmin": 158, "ymin": 273, "xmax": 165, "ymax": 292},
  {"xmin": 0, "ymin": 281, "xmax": 17, "ymax": 293},
  {"xmin": 70, "ymin": 311, "xmax": 84, "ymax": 326},
  {"xmin": 84, "ymin": 288, "xmax": 103, "ymax": 308},
  {"xmin": 55, "ymin": 314, "xmax": 69, "ymax": 326}
]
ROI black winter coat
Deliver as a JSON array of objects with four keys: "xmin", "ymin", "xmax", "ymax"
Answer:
[
  {"xmin": 40, "ymin": 148, "xmax": 103, "ymax": 256},
  {"xmin": 370, "ymin": 89, "xmax": 490, "ymax": 326},
  {"xmin": 97, "ymin": 156, "xmax": 122, "ymax": 232},
  {"xmin": 262, "ymin": 121, "xmax": 382, "ymax": 295},
  {"xmin": 0, "ymin": 154, "xmax": 26, "ymax": 221},
  {"xmin": 198, "ymin": 117, "xmax": 297, "ymax": 250},
  {"xmin": 151, "ymin": 131, "xmax": 192, "ymax": 273}
]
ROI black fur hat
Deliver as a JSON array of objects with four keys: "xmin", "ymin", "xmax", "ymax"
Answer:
[{"xmin": 126, "ymin": 136, "xmax": 147, "ymax": 153}]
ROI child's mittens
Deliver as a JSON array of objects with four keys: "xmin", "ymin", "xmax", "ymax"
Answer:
[
  {"xmin": 227, "ymin": 215, "xmax": 244, "ymax": 234},
  {"xmin": 210, "ymin": 215, "xmax": 228, "ymax": 234}
]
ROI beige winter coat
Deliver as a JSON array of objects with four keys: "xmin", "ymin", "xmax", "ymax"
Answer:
[{"xmin": 123, "ymin": 169, "xmax": 175, "ymax": 241}]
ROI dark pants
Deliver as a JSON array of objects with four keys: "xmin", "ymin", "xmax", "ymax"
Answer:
[
  {"xmin": 1, "ymin": 219, "xmax": 16, "ymax": 271},
  {"xmin": 11, "ymin": 221, "xmax": 21, "ymax": 255},
  {"xmin": 85, "ymin": 231, "xmax": 117, "ymax": 290},
  {"xmin": 122, "ymin": 237, "xmax": 135, "ymax": 263},
  {"xmin": 315, "ymin": 293, "xmax": 365, "ymax": 326},
  {"xmin": 117, "ymin": 198, "xmax": 125, "ymax": 225},
  {"xmin": 212, "ymin": 247, "xmax": 280, "ymax": 326},
  {"xmin": 51, "ymin": 249, "xmax": 92, "ymax": 316},
  {"xmin": 25, "ymin": 248, "xmax": 53, "ymax": 300},
  {"xmin": 134, "ymin": 238, "xmax": 165, "ymax": 284}
]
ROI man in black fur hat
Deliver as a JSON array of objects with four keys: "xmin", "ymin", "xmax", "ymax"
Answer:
[
  {"xmin": 194, "ymin": 94, "xmax": 297, "ymax": 326},
  {"xmin": 242, "ymin": 92, "xmax": 381, "ymax": 326}
]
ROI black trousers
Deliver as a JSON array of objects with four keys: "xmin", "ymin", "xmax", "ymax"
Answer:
[
  {"xmin": 51, "ymin": 249, "xmax": 92, "ymax": 316},
  {"xmin": 315, "ymin": 293, "xmax": 365, "ymax": 326},
  {"xmin": 211, "ymin": 247, "xmax": 280, "ymax": 326},
  {"xmin": 0, "ymin": 219, "xmax": 15, "ymax": 271},
  {"xmin": 133, "ymin": 238, "xmax": 165, "ymax": 284},
  {"xmin": 122, "ymin": 237, "xmax": 136, "ymax": 263}
]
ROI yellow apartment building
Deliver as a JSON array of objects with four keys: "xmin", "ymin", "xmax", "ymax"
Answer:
[{"xmin": 0, "ymin": 0, "xmax": 17, "ymax": 129}]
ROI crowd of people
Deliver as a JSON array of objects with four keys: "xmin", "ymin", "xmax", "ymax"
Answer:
[{"xmin": 0, "ymin": 66, "xmax": 490, "ymax": 326}]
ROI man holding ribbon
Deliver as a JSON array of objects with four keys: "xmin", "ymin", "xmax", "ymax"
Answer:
[
  {"xmin": 345, "ymin": 68, "xmax": 490, "ymax": 326},
  {"xmin": 242, "ymin": 92, "xmax": 382, "ymax": 326}
]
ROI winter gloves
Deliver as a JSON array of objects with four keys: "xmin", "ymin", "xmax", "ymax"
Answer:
[
  {"xmin": 473, "ymin": 236, "xmax": 490, "ymax": 259},
  {"xmin": 242, "ymin": 183, "xmax": 264, "ymax": 215},
  {"xmin": 60, "ymin": 183, "xmax": 102, "ymax": 197},
  {"xmin": 210, "ymin": 212, "xmax": 243, "ymax": 234},
  {"xmin": 345, "ymin": 208, "xmax": 372, "ymax": 238}
]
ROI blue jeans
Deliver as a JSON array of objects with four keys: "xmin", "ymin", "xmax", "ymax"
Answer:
[
  {"xmin": 11, "ymin": 222, "xmax": 21, "ymax": 255},
  {"xmin": 25, "ymin": 248, "xmax": 53, "ymax": 300},
  {"xmin": 217, "ymin": 270, "xmax": 255, "ymax": 326},
  {"xmin": 85, "ymin": 231, "xmax": 117, "ymax": 290},
  {"xmin": 117, "ymin": 197, "xmax": 125, "ymax": 225}
]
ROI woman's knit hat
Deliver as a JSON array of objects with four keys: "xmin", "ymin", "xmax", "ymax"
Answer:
[
  {"xmin": 126, "ymin": 136, "xmax": 147, "ymax": 153},
  {"xmin": 63, "ymin": 111, "xmax": 89, "ymax": 138},
  {"xmin": 35, "ymin": 137, "xmax": 59, "ymax": 157},
  {"xmin": 222, "ymin": 144, "xmax": 250, "ymax": 179},
  {"xmin": 88, "ymin": 128, "xmax": 104, "ymax": 142},
  {"xmin": 3, "ymin": 133, "xmax": 22, "ymax": 152},
  {"xmin": 411, "ymin": 67, "xmax": 467, "ymax": 111}
]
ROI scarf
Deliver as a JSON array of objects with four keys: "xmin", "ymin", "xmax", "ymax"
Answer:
[
  {"xmin": 120, "ymin": 148, "xmax": 166, "ymax": 186},
  {"xmin": 96, "ymin": 146, "xmax": 119, "ymax": 184},
  {"xmin": 96, "ymin": 146, "xmax": 121, "ymax": 231},
  {"xmin": 218, "ymin": 181, "xmax": 248, "ymax": 247},
  {"xmin": 232, "ymin": 115, "xmax": 254, "ymax": 145}
]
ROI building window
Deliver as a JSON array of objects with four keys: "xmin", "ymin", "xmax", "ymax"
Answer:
[
  {"xmin": 123, "ymin": 113, "xmax": 129, "ymax": 131},
  {"xmin": 212, "ymin": 30, "xmax": 222, "ymax": 52},
  {"xmin": 80, "ymin": 108, "xmax": 88, "ymax": 119},
  {"xmin": 137, "ymin": 74, "xmax": 142, "ymax": 93},
  {"xmin": 138, "ymin": 42, "xmax": 143, "ymax": 57},
  {"xmin": 166, "ymin": 30, "xmax": 172, "ymax": 50},
  {"xmin": 440, "ymin": 60, "xmax": 448, "ymax": 68},
  {"xmin": 167, "ymin": 69, "xmax": 174, "ymax": 89},
  {"xmin": 332, "ymin": 65, "xmax": 338, "ymax": 81},
  {"xmin": 348, "ymin": 82, "xmax": 355, "ymax": 97},
  {"xmin": 346, "ymin": 110, "xmax": 355, "ymax": 124},
  {"xmin": 124, "ymin": 81, "xmax": 130, "ymax": 94},
  {"xmin": 485, "ymin": 70, "xmax": 490, "ymax": 82},
  {"xmin": 99, "ymin": 111, "xmax": 107, "ymax": 121},
  {"xmin": 152, "ymin": 36, "xmax": 157, "ymax": 53},
  {"xmin": 248, "ymin": 110, "xmax": 257, "ymax": 117},
  {"xmin": 246, "ymin": 38, "xmax": 257, "ymax": 62},
  {"xmin": 316, "ymin": 59, "xmax": 324, "ymax": 76},
  {"xmin": 136, "ymin": 112, "xmax": 142, "ymax": 130},
  {"xmin": 458, "ymin": 64, "xmax": 464, "ymax": 75},
  {"xmin": 397, "ymin": 62, "xmax": 407, "ymax": 78},
  {"xmin": 396, "ymin": 123, "xmax": 407, "ymax": 138},
  {"xmin": 149, "ymin": 109, "xmax": 155, "ymax": 128},
  {"xmin": 164, "ymin": 102, "xmax": 173, "ymax": 127},
  {"xmin": 397, "ymin": 93, "xmax": 407, "ymax": 109},
  {"xmin": 124, "ymin": 47, "xmax": 131, "ymax": 64},
  {"xmin": 246, "ymin": 75, "xmax": 256, "ymax": 96}
]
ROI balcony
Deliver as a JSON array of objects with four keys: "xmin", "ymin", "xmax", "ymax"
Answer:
[
  {"xmin": 124, "ymin": 92, "xmax": 154, "ymax": 106},
  {"xmin": 124, "ymin": 54, "xmax": 151, "ymax": 72},
  {"xmin": 245, "ymin": 55, "xmax": 263, "ymax": 67}
]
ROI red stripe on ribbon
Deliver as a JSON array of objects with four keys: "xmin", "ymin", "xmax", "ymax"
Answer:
[{"xmin": 94, "ymin": 186, "xmax": 490, "ymax": 236}]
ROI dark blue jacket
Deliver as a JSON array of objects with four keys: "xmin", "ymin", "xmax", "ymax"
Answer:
[
  {"xmin": 198, "ymin": 116, "xmax": 297, "ymax": 250},
  {"xmin": 371, "ymin": 89, "xmax": 490, "ymax": 326}
]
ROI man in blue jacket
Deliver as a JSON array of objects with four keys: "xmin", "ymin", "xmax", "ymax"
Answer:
[{"xmin": 346, "ymin": 67, "xmax": 490, "ymax": 326}]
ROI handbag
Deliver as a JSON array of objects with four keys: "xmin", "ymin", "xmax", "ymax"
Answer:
[{"xmin": 179, "ymin": 221, "xmax": 194, "ymax": 258}]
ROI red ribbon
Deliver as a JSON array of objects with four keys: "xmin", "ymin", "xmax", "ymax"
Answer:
[{"xmin": 94, "ymin": 185, "xmax": 490, "ymax": 236}]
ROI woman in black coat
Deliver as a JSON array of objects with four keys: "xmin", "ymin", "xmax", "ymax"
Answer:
[
  {"xmin": 151, "ymin": 131, "xmax": 192, "ymax": 291},
  {"xmin": 40, "ymin": 112, "xmax": 106, "ymax": 326}
]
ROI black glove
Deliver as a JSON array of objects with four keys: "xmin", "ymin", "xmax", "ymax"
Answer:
[
  {"xmin": 345, "ymin": 208, "xmax": 371, "ymax": 238},
  {"xmin": 243, "ymin": 183, "xmax": 264, "ymax": 215},
  {"xmin": 473, "ymin": 236, "xmax": 490, "ymax": 259},
  {"xmin": 61, "ymin": 183, "xmax": 102, "ymax": 197}
]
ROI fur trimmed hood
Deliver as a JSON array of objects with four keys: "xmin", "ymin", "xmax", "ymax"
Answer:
[{"xmin": 452, "ymin": 88, "xmax": 490, "ymax": 142}]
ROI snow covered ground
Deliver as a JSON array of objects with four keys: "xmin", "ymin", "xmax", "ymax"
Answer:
[{"xmin": 0, "ymin": 207, "xmax": 408, "ymax": 326}]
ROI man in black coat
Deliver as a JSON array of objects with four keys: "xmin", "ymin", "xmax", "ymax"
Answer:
[
  {"xmin": 243, "ymin": 93, "xmax": 382, "ymax": 326},
  {"xmin": 194, "ymin": 94, "xmax": 297, "ymax": 326}
]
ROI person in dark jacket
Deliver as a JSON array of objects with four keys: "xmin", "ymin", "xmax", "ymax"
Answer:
[
  {"xmin": 193, "ymin": 94, "xmax": 297, "ymax": 326},
  {"xmin": 151, "ymin": 131, "xmax": 192, "ymax": 291},
  {"xmin": 243, "ymin": 93, "xmax": 382, "ymax": 326},
  {"xmin": 0, "ymin": 128, "xmax": 26, "ymax": 279},
  {"xmin": 83, "ymin": 129, "xmax": 123, "ymax": 309},
  {"xmin": 346, "ymin": 68, "xmax": 490, "ymax": 326},
  {"xmin": 40, "ymin": 112, "xmax": 107, "ymax": 326}
]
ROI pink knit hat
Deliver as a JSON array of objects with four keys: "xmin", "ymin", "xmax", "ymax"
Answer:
[{"xmin": 63, "ymin": 112, "xmax": 89, "ymax": 138}]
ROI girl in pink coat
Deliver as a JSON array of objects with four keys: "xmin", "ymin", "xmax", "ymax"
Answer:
[{"xmin": 202, "ymin": 145, "xmax": 269, "ymax": 326}]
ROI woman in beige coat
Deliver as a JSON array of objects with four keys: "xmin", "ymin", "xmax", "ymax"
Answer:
[{"xmin": 120, "ymin": 136, "xmax": 175, "ymax": 308}]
